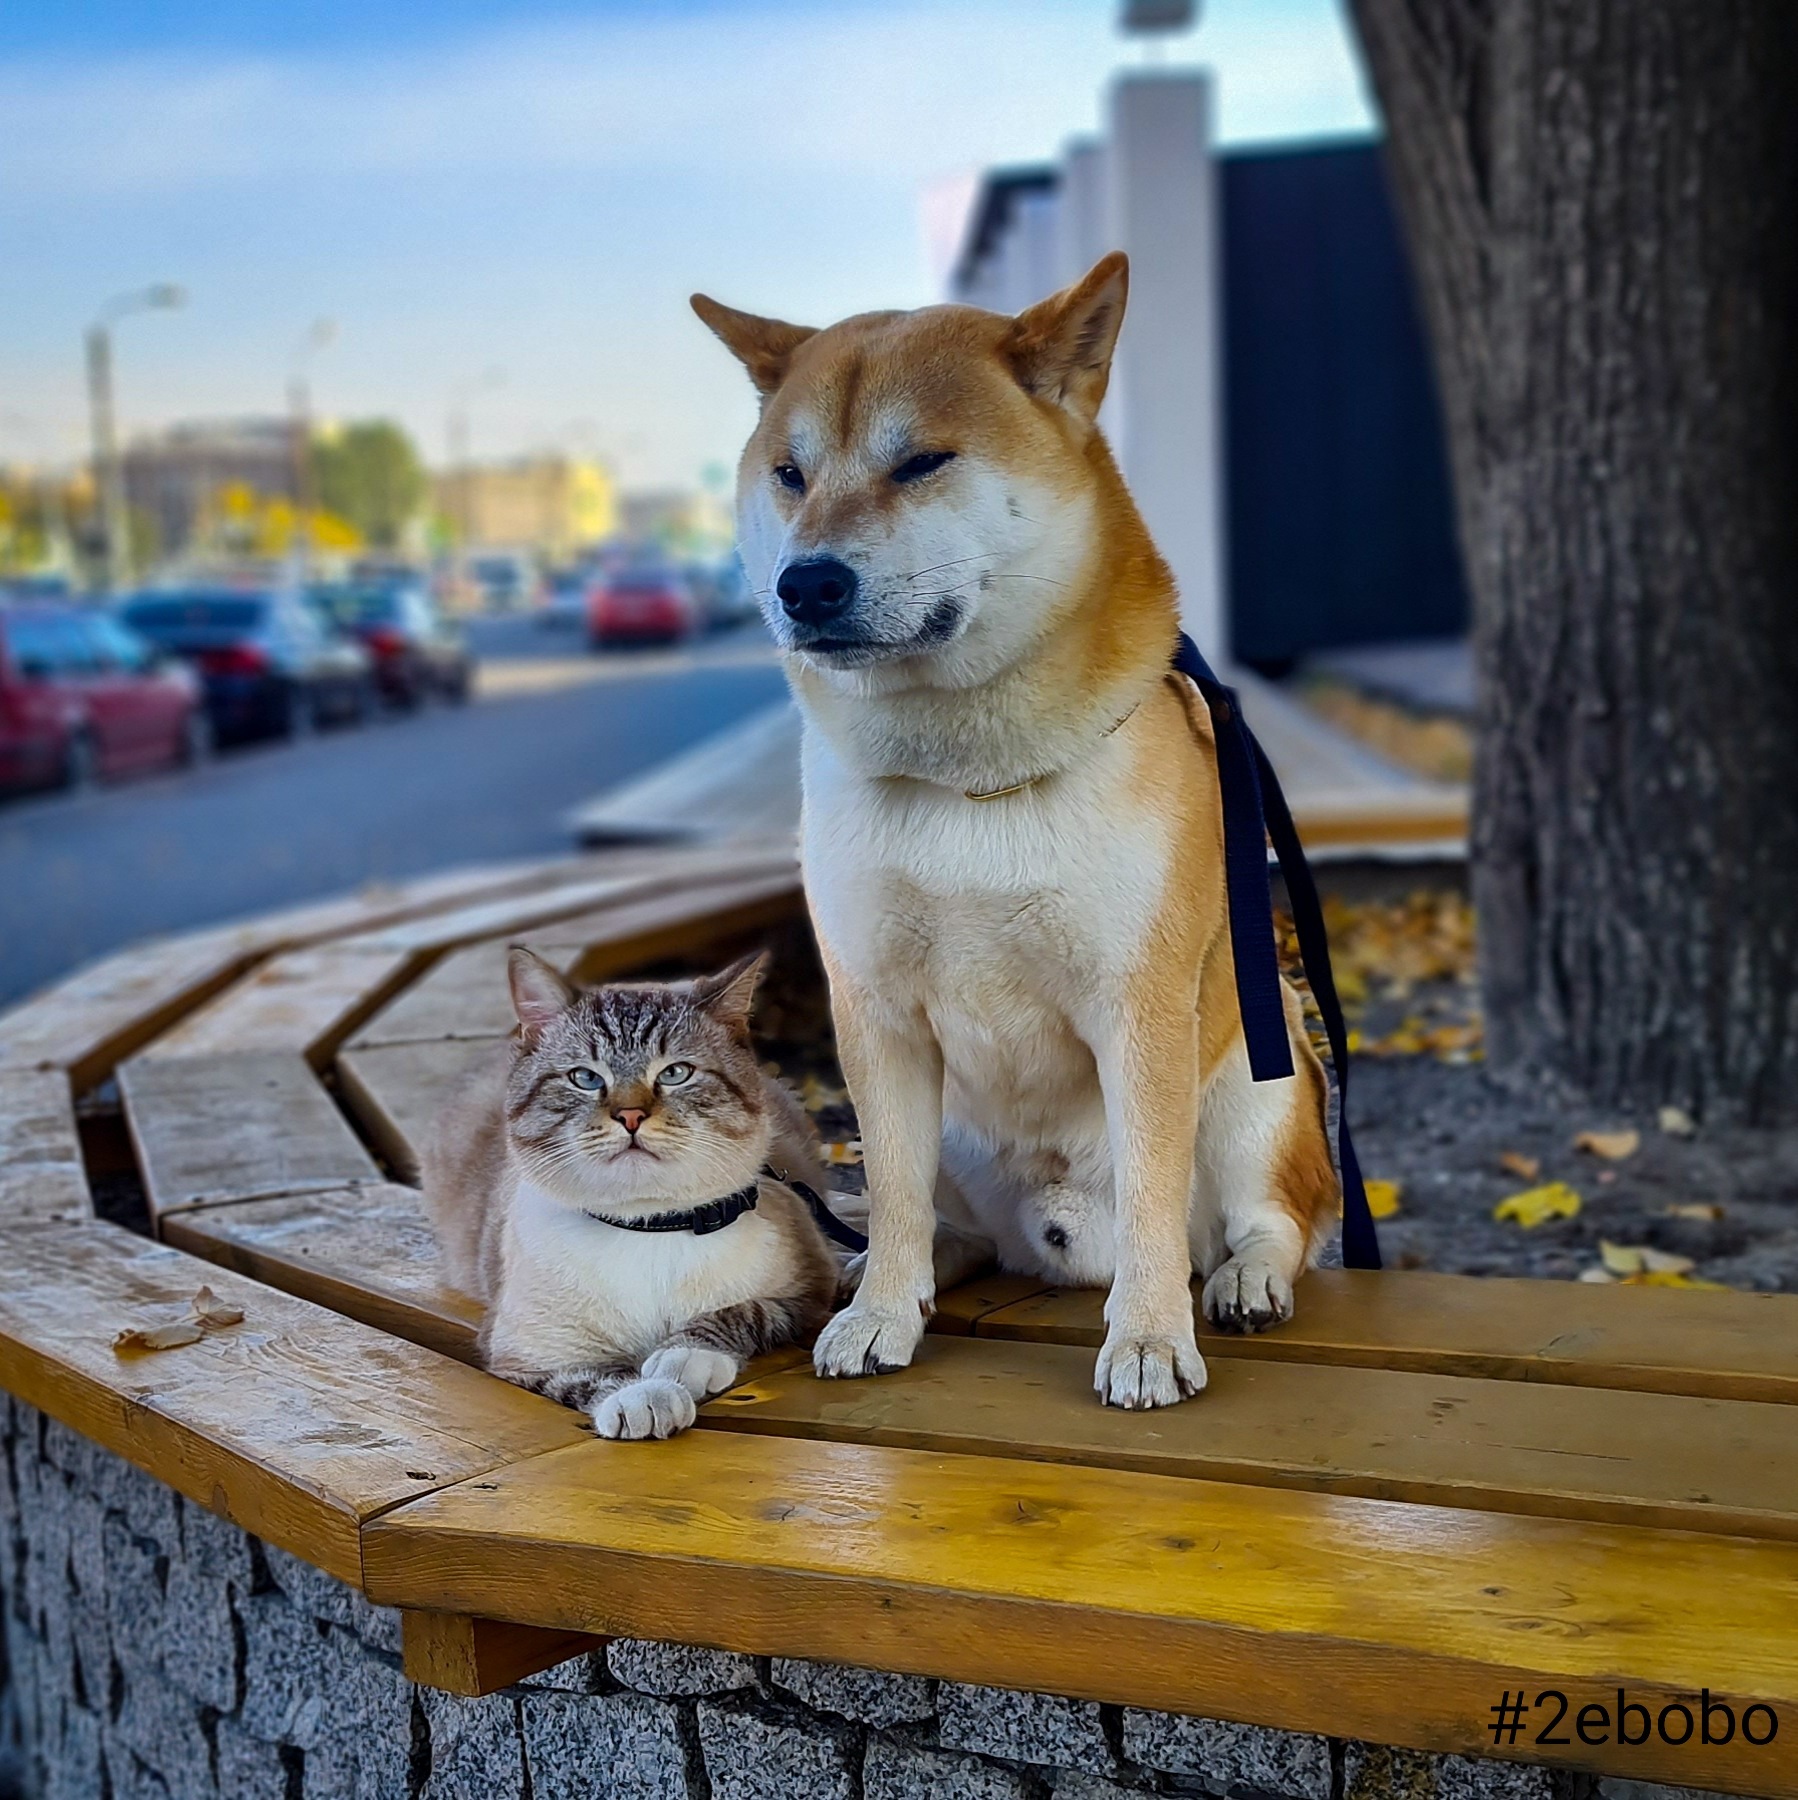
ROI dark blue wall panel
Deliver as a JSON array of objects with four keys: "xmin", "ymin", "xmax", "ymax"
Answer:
[{"xmin": 1221, "ymin": 140, "xmax": 1469, "ymax": 668}]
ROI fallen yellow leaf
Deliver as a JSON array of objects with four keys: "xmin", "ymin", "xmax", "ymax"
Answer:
[
  {"xmin": 1658, "ymin": 1105, "xmax": 1697, "ymax": 1138},
  {"xmin": 1600, "ymin": 1240, "xmax": 1695, "ymax": 1277},
  {"xmin": 1623, "ymin": 1269, "xmax": 1728, "ymax": 1290},
  {"xmin": 1663, "ymin": 1201, "xmax": 1724, "ymax": 1221},
  {"xmin": 1493, "ymin": 1182, "xmax": 1582, "ymax": 1228},
  {"xmin": 821, "ymin": 1140, "xmax": 864, "ymax": 1167},
  {"xmin": 1364, "ymin": 1179, "xmax": 1402, "ymax": 1219},
  {"xmin": 1498, "ymin": 1150, "xmax": 1541, "ymax": 1182},
  {"xmin": 1575, "ymin": 1129, "xmax": 1640, "ymax": 1161}
]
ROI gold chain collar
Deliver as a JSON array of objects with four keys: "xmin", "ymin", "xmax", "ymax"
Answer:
[{"xmin": 959, "ymin": 701, "xmax": 1142, "ymax": 802}]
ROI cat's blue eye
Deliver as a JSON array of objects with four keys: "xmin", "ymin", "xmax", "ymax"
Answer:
[
  {"xmin": 657, "ymin": 1062, "xmax": 696, "ymax": 1087},
  {"xmin": 566, "ymin": 1067, "xmax": 605, "ymax": 1093}
]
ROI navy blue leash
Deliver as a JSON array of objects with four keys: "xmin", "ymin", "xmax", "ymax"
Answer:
[{"xmin": 1172, "ymin": 633, "xmax": 1381, "ymax": 1270}]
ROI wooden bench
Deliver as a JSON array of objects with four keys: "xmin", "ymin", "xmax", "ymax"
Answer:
[{"xmin": 1, "ymin": 841, "xmax": 1794, "ymax": 1799}]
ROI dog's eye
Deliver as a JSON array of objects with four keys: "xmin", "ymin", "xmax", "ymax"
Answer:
[
  {"xmin": 566, "ymin": 1067, "xmax": 606, "ymax": 1093},
  {"xmin": 891, "ymin": 450, "xmax": 956, "ymax": 484},
  {"xmin": 657, "ymin": 1062, "xmax": 696, "ymax": 1087},
  {"xmin": 773, "ymin": 463, "xmax": 806, "ymax": 493}
]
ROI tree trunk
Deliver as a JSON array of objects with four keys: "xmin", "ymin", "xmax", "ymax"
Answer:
[{"xmin": 1347, "ymin": 0, "xmax": 1798, "ymax": 1122}]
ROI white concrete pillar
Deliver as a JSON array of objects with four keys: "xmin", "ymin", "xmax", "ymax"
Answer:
[
  {"xmin": 1104, "ymin": 70, "xmax": 1227, "ymax": 664},
  {"xmin": 1056, "ymin": 137, "xmax": 1126, "ymax": 451},
  {"xmin": 1010, "ymin": 190, "xmax": 1061, "ymax": 309}
]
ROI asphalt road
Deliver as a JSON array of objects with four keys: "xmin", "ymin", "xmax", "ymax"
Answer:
[{"xmin": 0, "ymin": 618, "xmax": 787, "ymax": 1008}]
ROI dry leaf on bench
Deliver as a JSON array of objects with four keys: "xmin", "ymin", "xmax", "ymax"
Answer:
[
  {"xmin": 1364, "ymin": 1179, "xmax": 1402, "ymax": 1220},
  {"xmin": 192, "ymin": 1286, "xmax": 245, "ymax": 1328},
  {"xmin": 113, "ymin": 1319, "xmax": 204, "ymax": 1353},
  {"xmin": 1498, "ymin": 1150, "xmax": 1541, "ymax": 1182},
  {"xmin": 1575, "ymin": 1129, "xmax": 1640, "ymax": 1161},
  {"xmin": 1658, "ymin": 1106, "xmax": 1698, "ymax": 1139},
  {"xmin": 1493, "ymin": 1182, "xmax": 1582, "ymax": 1228}
]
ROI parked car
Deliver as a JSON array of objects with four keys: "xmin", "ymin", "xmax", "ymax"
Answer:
[
  {"xmin": 308, "ymin": 581, "xmax": 471, "ymax": 707},
  {"xmin": 468, "ymin": 551, "xmax": 542, "ymax": 615},
  {"xmin": 586, "ymin": 562, "xmax": 696, "ymax": 647},
  {"xmin": 537, "ymin": 568, "xmax": 589, "ymax": 628},
  {"xmin": 0, "ymin": 605, "xmax": 206, "ymax": 794},
  {"xmin": 119, "ymin": 588, "xmax": 374, "ymax": 743}
]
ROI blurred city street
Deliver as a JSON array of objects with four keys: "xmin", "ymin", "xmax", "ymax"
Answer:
[{"xmin": 0, "ymin": 619, "xmax": 783, "ymax": 1007}]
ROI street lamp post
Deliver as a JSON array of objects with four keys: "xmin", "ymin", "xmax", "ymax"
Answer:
[
  {"xmin": 86, "ymin": 284, "xmax": 184, "ymax": 594},
  {"xmin": 288, "ymin": 318, "xmax": 337, "ymax": 578}
]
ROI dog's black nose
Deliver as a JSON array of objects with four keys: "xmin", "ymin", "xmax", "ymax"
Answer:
[{"xmin": 777, "ymin": 558, "xmax": 858, "ymax": 626}]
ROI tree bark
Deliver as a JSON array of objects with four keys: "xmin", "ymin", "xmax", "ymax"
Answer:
[{"xmin": 1347, "ymin": 0, "xmax": 1798, "ymax": 1121}]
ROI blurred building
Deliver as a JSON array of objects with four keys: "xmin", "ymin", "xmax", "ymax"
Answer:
[
  {"xmin": 948, "ymin": 72, "xmax": 1466, "ymax": 672},
  {"xmin": 122, "ymin": 418, "xmax": 301, "ymax": 559},
  {"xmin": 617, "ymin": 487, "xmax": 732, "ymax": 555},
  {"xmin": 436, "ymin": 456, "xmax": 617, "ymax": 555}
]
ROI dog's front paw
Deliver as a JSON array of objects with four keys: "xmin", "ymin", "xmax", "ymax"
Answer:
[
  {"xmin": 641, "ymin": 1344, "xmax": 739, "ymax": 1399},
  {"xmin": 1094, "ymin": 1331, "xmax": 1208, "ymax": 1409},
  {"xmin": 813, "ymin": 1301, "xmax": 925, "ymax": 1378},
  {"xmin": 1202, "ymin": 1257, "xmax": 1296, "ymax": 1335},
  {"xmin": 592, "ymin": 1377, "xmax": 697, "ymax": 1440}
]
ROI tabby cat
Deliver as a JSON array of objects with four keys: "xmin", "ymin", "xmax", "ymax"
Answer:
[{"xmin": 422, "ymin": 947, "xmax": 839, "ymax": 1439}]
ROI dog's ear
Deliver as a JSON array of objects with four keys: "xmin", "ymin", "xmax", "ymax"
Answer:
[
  {"xmin": 1005, "ymin": 252, "xmax": 1128, "ymax": 425},
  {"xmin": 691, "ymin": 295, "xmax": 817, "ymax": 398}
]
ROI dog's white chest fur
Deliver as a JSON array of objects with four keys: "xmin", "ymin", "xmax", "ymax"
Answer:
[
  {"xmin": 803, "ymin": 721, "xmax": 1168, "ymax": 1172},
  {"xmin": 491, "ymin": 1180, "xmax": 787, "ymax": 1366}
]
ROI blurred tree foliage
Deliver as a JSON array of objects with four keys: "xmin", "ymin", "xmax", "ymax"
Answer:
[{"xmin": 311, "ymin": 421, "xmax": 425, "ymax": 548}]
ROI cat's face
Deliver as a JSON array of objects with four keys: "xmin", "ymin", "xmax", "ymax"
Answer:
[{"xmin": 504, "ymin": 950, "xmax": 773, "ymax": 1212}]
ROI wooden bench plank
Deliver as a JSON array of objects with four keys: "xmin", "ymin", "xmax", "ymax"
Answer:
[
  {"xmin": 361, "ymin": 1431, "xmax": 1798, "ymax": 1796},
  {"xmin": 0, "ymin": 1221, "xmax": 588, "ymax": 1584},
  {"xmin": 120, "ymin": 1052, "xmax": 381, "ymax": 1217},
  {"xmin": 930, "ymin": 1273, "xmax": 1052, "ymax": 1336},
  {"xmin": 975, "ymin": 1269, "xmax": 1798, "ymax": 1405},
  {"xmin": 400, "ymin": 1610, "xmax": 603, "ymax": 1696},
  {"xmin": 701, "ymin": 1332, "xmax": 1798, "ymax": 1542},
  {"xmin": 140, "ymin": 944, "xmax": 418, "ymax": 1066},
  {"xmin": 347, "ymin": 848, "xmax": 798, "ymax": 958},
  {"xmin": 162, "ymin": 1184, "xmax": 483, "ymax": 1364},
  {"xmin": 0, "ymin": 1068, "xmax": 90, "ymax": 1224},
  {"xmin": 346, "ymin": 870, "xmax": 803, "ymax": 1052},
  {"xmin": 336, "ymin": 1040, "xmax": 506, "ymax": 1184}
]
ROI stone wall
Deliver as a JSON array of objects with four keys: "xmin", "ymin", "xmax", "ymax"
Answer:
[{"xmin": 0, "ymin": 1393, "xmax": 1749, "ymax": 1800}]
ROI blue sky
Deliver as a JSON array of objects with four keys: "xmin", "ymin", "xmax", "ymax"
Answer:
[{"xmin": 1, "ymin": 0, "xmax": 1375, "ymax": 490}]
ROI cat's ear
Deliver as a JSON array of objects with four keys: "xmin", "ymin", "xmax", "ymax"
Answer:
[
  {"xmin": 692, "ymin": 951, "xmax": 768, "ymax": 1034},
  {"xmin": 508, "ymin": 946, "xmax": 575, "ymax": 1036}
]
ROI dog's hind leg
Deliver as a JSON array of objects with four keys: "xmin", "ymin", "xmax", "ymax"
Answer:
[
  {"xmin": 811, "ymin": 979, "xmax": 943, "ymax": 1378},
  {"xmin": 1193, "ymin": 1027, "xmax": 1332, "ymax": 1334}
]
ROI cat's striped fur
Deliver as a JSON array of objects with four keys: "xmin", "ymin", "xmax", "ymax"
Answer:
[{"xmin": 422, "ymin": 949, "xmax": 840, "ymax": 1439}]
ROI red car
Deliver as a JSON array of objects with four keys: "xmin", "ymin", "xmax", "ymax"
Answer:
[
  {"xmin": 0, "ymin": 605, "xmax": 207, "ymax": 794},
  {"xmin": 586, "ymin": 565, "xmax": 695, "ymax": 647}
]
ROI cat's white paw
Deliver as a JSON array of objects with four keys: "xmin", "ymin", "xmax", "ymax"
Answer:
[
  {"xmin": 813, "ymin": 1300, "xmax": 925, "ymax": 1378},
  {"xmin": 1202, "ymin": 1257, "xmax": 1296, "ymax": 1335},
  {"xmin": 592, "ymin": 1377, "xmax": 696, "ymax": 1440},
  {"xmin": 641, "ymin": 1344, "xmax": 739, "ymax": 1399},
  {"xmin": 1094, "ymin": 1331, "xmax": 1208, "ymax": 1409}
]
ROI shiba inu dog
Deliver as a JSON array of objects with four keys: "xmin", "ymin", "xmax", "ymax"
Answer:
[{"xmin": 693, "ymin": 253, "xmax": 1339, "ymax": 1408}]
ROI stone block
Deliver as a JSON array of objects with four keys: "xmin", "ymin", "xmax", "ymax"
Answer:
[
  {"xmin": 608, "ymin": 1637, "xmax": 758, "ymax": 1696},
  {"xmin": 1050, "ymin": 1774, "xmax": 1156, "ymax": 1799},
  {"xmin": 523, "ymin": 1689, "xmax": 697, "ymax": 1800},
  {"xmin": 421, "ymin": 1689, "xmax": 525, "ymax": 1800},
  {"xmin": 99, "ymin": 1459, "xmax": 181, "ymax": 1555},
  {"xmin": 1597, "ymin": 1785, "xmax": 1757, "ymax": 1800},
  {"xmin": 42, "ymin": 1698, "xmax": 103, "ymax": 1800},
  {"xmin": 1121, "ymin": 1709, "xmax": 1332, "ymax": 1797},
  {"xmin": 863, "ymin": 1736, "xmax": 1033, "ymax": 1799},
  {"xmin": 156, "ymin": 1560, "xmax": 237, "ymax": 1713},
  {"xmin": 112, "ymin": 1666, "xmax": 212, "ymax": 1800},
  {"xmin": 772, "ymin": 1657, "xmax": 936, "ymax": 1726},
  {"xmin": 517, "ymin": 1650, "xmax": 609, "ymax": 1693},
  {"xmin": 239, "ymin": 1592, "xmax": 334, "ymax": 1749},
  {"xmin": 698, "ymin": 1695, "xmax": 859, "ymax": 1800},
  {"xmin": 178, "ymin": 1497, "xmax": 256, "ymax": 1589},
  {"xmin": 261, "ymin": 1541, "xmax": 400, "ymax": 1654},
  {"xmin": 938, "ymin": 1682, "xmax": 1112, "ymax": 1774},
  {"xmin": 215, "ymin": 1719, "xmax": 291, "ymax": 1800},
  {"xmin": 1344, "ymin": 1743, "xmax": 1555, "ymax": 1799}
]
